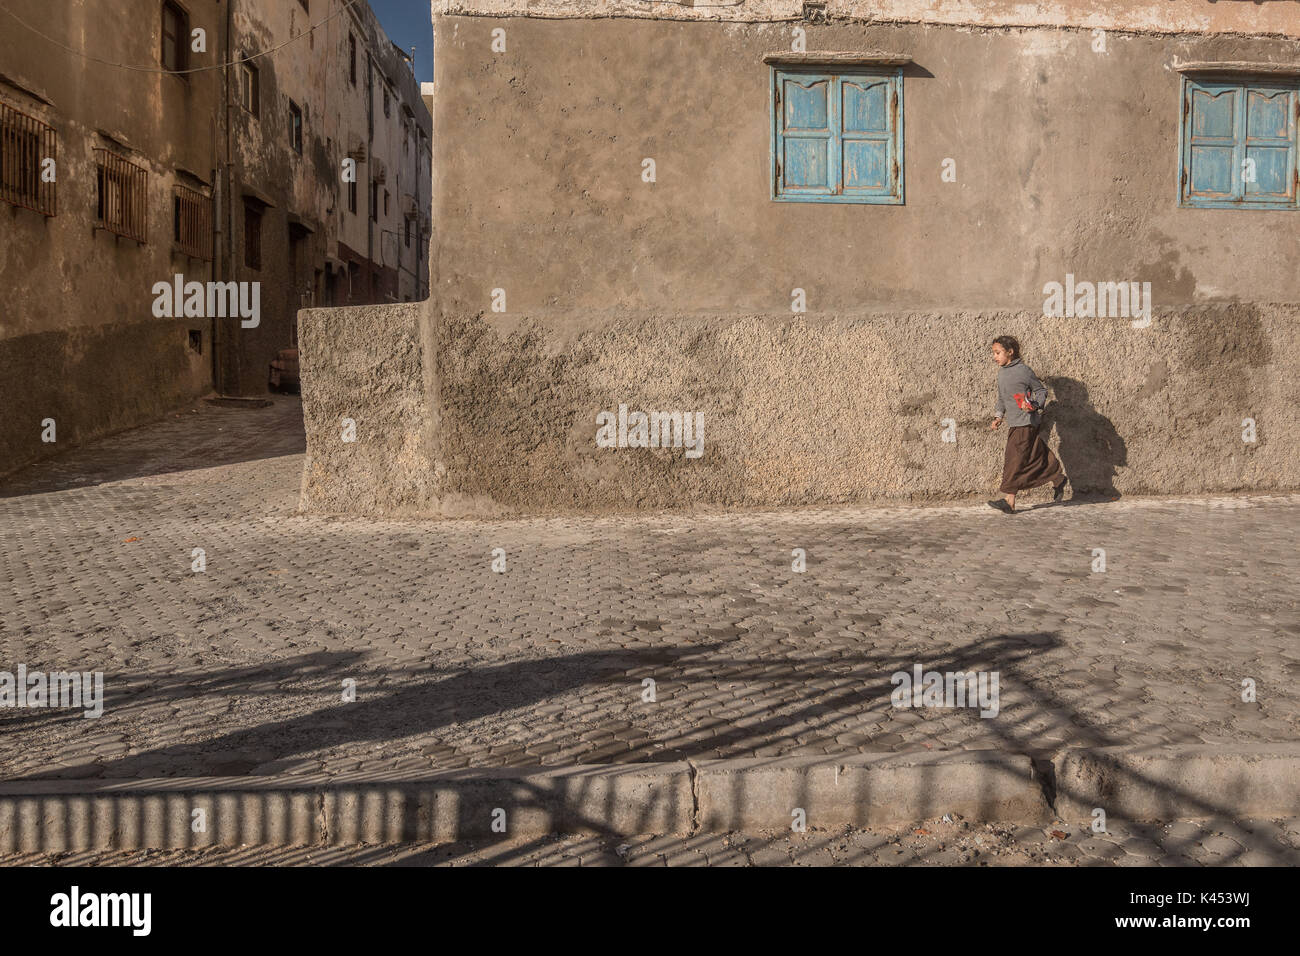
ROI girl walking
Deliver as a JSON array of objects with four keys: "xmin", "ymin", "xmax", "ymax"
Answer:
[{"xmin": 988, "ymin": 336, "xmax": 1067, "ymax": 513}]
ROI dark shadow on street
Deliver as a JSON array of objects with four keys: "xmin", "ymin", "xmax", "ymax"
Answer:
[{"xmin": 0, "ymin": 396, "xmax": 305, "ymax": 498}]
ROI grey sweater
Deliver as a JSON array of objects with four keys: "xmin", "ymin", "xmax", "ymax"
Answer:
[{"xmin": 994, "ymin": 359, "xmax": 1049, "ymax": 428}]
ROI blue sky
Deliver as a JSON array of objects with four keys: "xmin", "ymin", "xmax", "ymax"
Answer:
[{"xmin": 367, "ymin": 0, "xmax": 434, "ymax": 84}]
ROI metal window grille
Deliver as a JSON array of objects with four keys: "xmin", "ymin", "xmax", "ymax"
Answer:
[
  {"xmin": 174, "ymin": 184, "xmax": 212, "ymax": 259},
  {"xmin": 94, "ymin": 147, "xmax": 148, "ymax": 242},
  {"xmin": 0, "ymin": 102, "xmax": 56, "ymax": 216}
]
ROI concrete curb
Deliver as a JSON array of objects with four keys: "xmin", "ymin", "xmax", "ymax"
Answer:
[
  {"xmin": 1, "ymin": 746, "xmax": 1296, "ymax": 852},
  {"xmin": 694, "ymin": 751, "xmax": 1050, "ymax": 832},
  {"xmin": 1052, "ymin": 744, "xmax": 1300, "ymax": 822}
]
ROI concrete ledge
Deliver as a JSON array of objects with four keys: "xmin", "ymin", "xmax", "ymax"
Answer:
[
  {"xmin": 1053, "ymin": 744, "xmax": 1300, "ymax": 823},
  {"xmin": 435, "ymin": 1, "xmax": 1300, "ymax": 38},
  {"xmin": 4, "ymin": 746, "xmax": 1298, "ymax": 851},
  {"xmin": 696, "ymin": 751, "xmax": 1051, "ymax": 830}
]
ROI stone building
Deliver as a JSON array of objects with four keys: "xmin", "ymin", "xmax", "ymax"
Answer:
[
  {"xmin": 298, "ymin": 0, "xmax": 1299, "ymax": 517},
  {"xmin": 0, "ymin": 0, "xmax": 430, "ymax": 476}
]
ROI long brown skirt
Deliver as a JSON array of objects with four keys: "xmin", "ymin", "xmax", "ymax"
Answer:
[{"xmin": 1000, "ymin": 425, "xmax": 1065, "ymax": 494}]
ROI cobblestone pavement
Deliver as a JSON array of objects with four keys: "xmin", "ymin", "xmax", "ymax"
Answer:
[
  {"xmin": 1, "ymin": 397, "xmax": 1298, "ymax": 786},
  {"xmin": 5, "ymin": 816, "xmax": 1298, "ymax": 867}
]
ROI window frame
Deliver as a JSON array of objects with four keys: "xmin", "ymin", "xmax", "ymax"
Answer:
[
  {"xmin": 769, "ymin": 65, "xmax": 904, "ymax": 205},
  {"xmin": 288, "ymin": 99, "xmax": 303, "ymax": 154},
  {"xmin": 161, "ymin": 1, "xmax": 189, "ymax": 74},
  {"xmin": 243, "ymin": 201, "xmax": 263, "ymax": 270},
  {"xmin": 1177, "ymin": 73, "xmax": 1299, "ymax": 211},
  {"xmin": 239, "ymin": 61, "xmax": 260, "ymax": 117}
]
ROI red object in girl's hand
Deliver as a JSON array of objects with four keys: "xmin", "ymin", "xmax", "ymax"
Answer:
[{"xmin": 1014, "ymin": 392, "xmax": 1035, "ymax": 411}]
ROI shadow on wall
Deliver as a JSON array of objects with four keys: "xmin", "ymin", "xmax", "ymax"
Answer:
[{"xmin": 1042, "ymin": 378, "xmax": 1127, "ymax": 498}]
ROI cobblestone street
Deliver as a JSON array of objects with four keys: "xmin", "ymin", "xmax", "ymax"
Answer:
[{"xmin": 2, "ymin": 397, "xmax": 1298, "ymax": 791}]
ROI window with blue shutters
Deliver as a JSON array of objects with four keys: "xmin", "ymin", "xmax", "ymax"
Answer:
[
  {"xmin": 771, "ymin": 67, "xmax": 903, "ymax": 204},
  {"xmin": 1179, "ymin": 75, "xmax": 1299, "ymax": 210}
]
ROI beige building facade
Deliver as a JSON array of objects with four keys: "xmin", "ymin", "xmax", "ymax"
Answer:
[
  {"xmin": 297, "ymin": 0, "xmax": 1299, "ymax": 517},
  {"xmin": 0, "ymin": 0, "xmax": 430, "ymax": 476}
]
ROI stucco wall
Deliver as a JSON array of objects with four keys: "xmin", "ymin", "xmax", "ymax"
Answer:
[
  {"xmin": 0, "ymin": 0, "xmax": 221, "ymax": 477},
  {"xmin": 299, "ymin": 302, "xmax": 438, "ymax": 514},
  {"xmin": 431, "ymin": 17, "xmax": 1300, "ymax": 312},
  {"xmin": 299, "ymin": 300, "xmax": 1299, "ymax": 515},
  {"xmin": 297, "ymin": 12, "xmax": 1300, "ymax": 516}
]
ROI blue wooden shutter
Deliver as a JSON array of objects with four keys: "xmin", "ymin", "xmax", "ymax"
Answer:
[
  {"xmin": 775, "ymin": 72, "xmax": 836, "ymax": 197},
  {"xmin": 840, "ymin": 74, "xmax": 898, "ymax": 199},
  {"xmin": 773, "ymin": 67, "xmax": 902, "ymax": 204},
  {"xmin": 1183, "ymin": 77, "xmax": 1298, "ymax": 208},
  {"xmin": 1184, "ymin": 79, "xmax": 1241, "ymax": 202},
  {"xmin": 1243, "ymin": 84, "xmax": 1297, "ymax": 204}
]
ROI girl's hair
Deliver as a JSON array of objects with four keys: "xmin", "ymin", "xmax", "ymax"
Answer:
[{"xmin": 992, "ymin": 335, "xmax": 1020, "ymax": 359}]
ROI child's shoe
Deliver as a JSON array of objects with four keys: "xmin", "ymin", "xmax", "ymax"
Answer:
[{"xmin": 1053, "ymin": 477, "xmax": 1069, "ymax": 502}]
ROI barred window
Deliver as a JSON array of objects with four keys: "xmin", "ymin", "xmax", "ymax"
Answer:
[
  {"xmin": 173, "ymin": 184, "xmax": 212, "ymax": 259},
  {"xmin": 94, "ymin": 148, "xmax": 148, "ymax": 242},
  {"xmin": 0, "ymin": 101, "xmax": 56, "ymax": 216}
]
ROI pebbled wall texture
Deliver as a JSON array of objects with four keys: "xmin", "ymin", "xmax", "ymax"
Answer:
[{"xmin": 297, "ymin": 2, "xmax": 1300, "ymax": 517}]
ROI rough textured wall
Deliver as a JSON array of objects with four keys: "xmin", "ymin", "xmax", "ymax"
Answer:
[
  {"xmin": 436, "ymin": 304, "xmax": 1298, "ymax": 510},
  {"xmin": 298, "ymin": 14, "xmax": 1300, "ymax": 516},
  {"xmin": 299, "ymin": 302, "xmax": 438, "ymax": 513},
  {"xmin": 300, "ymin": 301, "xmax": 1299, "ymax": 516}
]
